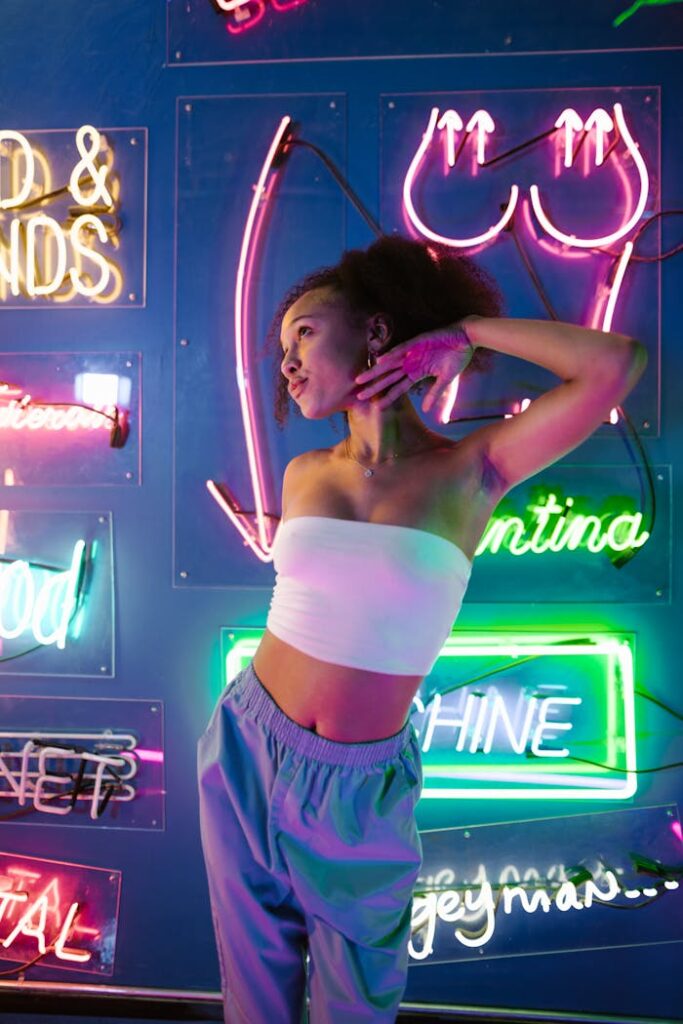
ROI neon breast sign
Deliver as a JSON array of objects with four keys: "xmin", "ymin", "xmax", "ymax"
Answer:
[
  {"xmin": 0, "ymin": 852, "xmax": 120, "ymax": 973},
  {"xmin": 0, "ymin": 125, "xmax": 122, "ymax": 302}
]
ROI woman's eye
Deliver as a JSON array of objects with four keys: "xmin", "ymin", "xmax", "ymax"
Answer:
[{"xmin": 298, "ymin": 325, "xmax": 311, "ymax": 338}]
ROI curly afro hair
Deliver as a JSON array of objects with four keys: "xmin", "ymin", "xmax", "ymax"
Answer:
[{"xmin": 267, "ymin": 234, "xmax": 504, "ymax": 426}]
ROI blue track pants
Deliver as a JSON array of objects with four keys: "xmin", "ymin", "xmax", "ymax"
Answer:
[{"xmin": 197, "ymin": 659, "xmax": 423, "ymax": 1023}]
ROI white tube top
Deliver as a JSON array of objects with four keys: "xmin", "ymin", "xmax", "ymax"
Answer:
[{"xmin": 265, "ymin": 515, "xmax": 472, "ymax": 676}]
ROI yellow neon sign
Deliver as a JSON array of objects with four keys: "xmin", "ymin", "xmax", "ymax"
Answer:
[{"xmin": 0, "ymin": 125, "xmax": 124, "ymax": 304}]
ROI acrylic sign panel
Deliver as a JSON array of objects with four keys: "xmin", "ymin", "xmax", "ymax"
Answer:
[
  {"xmin": 222, "ymin": 629, "xmax": 640, "ymax": 801},
  {"xmin": 167, "ymin": 0, "xmax": 683, "ymax": 66},
  {"xmin": 0, "ymin": 510, "xmax": 114, "ymax": 677},
  {"xmin": 409, "ymin": 805, "xmax": 683, "ymax": 963},
  {"xmin": 174, "ymin": 93, "xmax": 345, "ymax": 588},
  {"xmin": 0, "ymin": 851, "xmax": 121, "ymax": 975},
  {"xmin": 0, "ymin": 125, "xmax": 147, "ymax": 308},
  {"xmin": 381, "ymin": 87, "xmax": 658, "ymax": 438},
  {"xmin": 0, "ymin": 352, "xmax": 140, "ymax": 485},
  {"xmin": 0, "ymin": 695, "xmax": 164, "ymax": 829}
]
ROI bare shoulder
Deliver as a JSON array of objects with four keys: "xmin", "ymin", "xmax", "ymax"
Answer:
[{"xmin": 281, "ymin": 447, "xmax": 335, "ymax": 514}]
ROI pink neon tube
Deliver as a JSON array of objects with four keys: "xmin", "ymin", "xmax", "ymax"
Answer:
[
  {"xmin": 530, "ymin": 104, "xmax": 649, "ymax": 249},
  {"xmin": 403, "ymin": 106, "xmax": 519, "ymax": 250},
  {"xmin": 207, "ymin": 116, "xmax": 292, "ymax": 563}
]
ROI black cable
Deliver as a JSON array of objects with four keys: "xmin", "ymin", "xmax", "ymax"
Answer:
[
  {"xmin": 287, "ymin": 139, "xmax": 383, "ymax": 238},
  {"xmin": 528, "ymin": 751, "xmax": 683, "ymax": 774},
  {"xmin": 507, "ymin": 219, "xmax": 560, "ymax": 319},
  {"xmin": 598, "ymin": 209, "xmax": 683, "ymax": 262}
]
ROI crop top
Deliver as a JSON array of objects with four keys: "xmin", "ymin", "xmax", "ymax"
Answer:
[{"xmin": 265, "ymin": 515, "xmax": 472, "ymax": 676}]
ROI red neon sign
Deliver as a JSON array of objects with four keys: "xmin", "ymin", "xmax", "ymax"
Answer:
[
  {"xmin": 213, "ymin": 0, "xmax": 310, "ymax": 35},
  {"xmin": 0, "ymin": 852, "xmax": 120, "ymax": 974}
]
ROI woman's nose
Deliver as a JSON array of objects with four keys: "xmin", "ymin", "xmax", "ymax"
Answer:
[{"xmin": 281, "ymin": 354, "xmax": 301, "ymax": 376}]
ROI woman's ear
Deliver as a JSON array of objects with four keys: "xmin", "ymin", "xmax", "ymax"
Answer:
[{"xmin": 366, "ymin": 313, "xmax": 393, "ymax": 356}]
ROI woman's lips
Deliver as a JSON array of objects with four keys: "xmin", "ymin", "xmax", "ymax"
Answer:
[{"xmin": 289, "ymin": 379, "xmax": 307, "ymax": 399}]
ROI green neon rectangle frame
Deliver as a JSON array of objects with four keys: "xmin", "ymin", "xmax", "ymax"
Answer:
[{"xmin": 220, "ymin": 629, "xmax": 637, "ymax": 802}]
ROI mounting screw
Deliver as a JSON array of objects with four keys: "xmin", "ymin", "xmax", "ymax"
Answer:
[
  {"xmin": 100, "ymin": 666, "xmax": 108, "ymax": 673},
  {"xmin": 329, "ymin": 100, "xmax": 336, "ymax": 109},
  {"xmin": 130, "ymin": 137, "xmax": 138, "ymax": 146},
  {"xmin": 125, "ymin": 360, "xmax": 132, "ymax": 368},
  {"xmin": 179, "ymin": 570, "xmax": 188, "ymax": 579},
  {"xmin": 128, "ymin": 293, "xmax": 137, "ymax": 302},
  {"xmin": 176, "ymin": 51, "xmax": 183, "ymax": 60},
  {"xmin": 656, "ymin": 588, "xmax": 663, "ymax": 597},
  {"xmin": 151, "ymin": 705, "xmax": 158, "ymax": 713},
  {"xmin": 179, "ymin": 338, "xmax": 189, "ymax": 347},
  {"xmin": 98, "ymin": 515, "xmax": 107, "ymax": 524},
  {"xmin": 387, "ymin": 101, "xmax": 395, "ymax": 110},
  {"xmin": 642, "ymin": 421, "xmax": 650, "ymax": 429},
  {"xmin": 463, "ymin": 830, "xmax": 471, "ymax": 839},
  {"xmin": 656, "ymin": 473, "xmax": 663, "ymax": 481},
  {"xmin": 184, "ymin": 102, "xmax": 192, "ymax": 112}
]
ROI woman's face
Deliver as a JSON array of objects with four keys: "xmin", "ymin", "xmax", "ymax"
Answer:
[{"xmin": 279, "ymin": 286, "xmax": 371, "ymax": 419}]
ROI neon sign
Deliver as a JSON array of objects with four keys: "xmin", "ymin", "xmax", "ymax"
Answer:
[
  {"xmin": 403, "ymin": 103, "xmax": 649, "ymax": 252},
  {"xmin": 0, "ymin": 125, "xmax": 124, "ymax": 303},
  {"xmin": 410, "ymin": 860, "xmax": 679, "ymax": 958},
  {"xmin": 224, "ymin": 630, "xmax": 637, "ymax": 800},
  {"xmin": 0, "ymin": 852, "xmax": 120, "ymax": 973},
  {"xmin": 0, "ymin": 540, "xmax": 87, "ymax": 649},
  {"xmin": 407, "ymin": 806, "xmax": 683, "ymax": 963},
  {"xmin": 477, "ymin": 491, "xmax": 649, "ymax": 558},
  {"xmin": 207, "ymin": 115, "xmax": 292, "ymax": 562},
  {"xmin": 212, "ymin": 0, "xmax": 310, "ymax": 35},
  {"xmin": 0, "ymin": 738, "xmax": 136, "ymax": 820}
]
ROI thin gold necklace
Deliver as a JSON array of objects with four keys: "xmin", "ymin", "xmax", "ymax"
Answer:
[{"xmin": 344, "ymin": 435, "xmax": 433, "ymax": 478}]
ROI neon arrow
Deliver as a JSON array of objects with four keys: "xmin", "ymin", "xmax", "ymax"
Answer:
[
  {"xmin": 465, "ymin": 110, "xmax": 496, "ymax": 166},
  {"xmin": 529, "ymin": 103, "xmax": 648, "ymax": 249},
  {"xmin": 584, "ymin": 108, "xmax": 614, "ymax": 167},
  {"xmin": 436, "ymin": 109, "xmax": 463, "ymax": 168},
  {"xmin": 555, "ymin": 108, "xmax": 584, "ymax": 169},
  {"xmin": 207, "ymin": 116, "xmax": 293, "ymax": 564},
  {"xmin": 403, "ymin": 106, "xmax": 518, "ymax": 249}
]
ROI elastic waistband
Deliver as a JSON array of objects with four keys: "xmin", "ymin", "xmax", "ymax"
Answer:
[{"xmin": 228, "ymin": 660, "xmax": 415, "ymax": 768}]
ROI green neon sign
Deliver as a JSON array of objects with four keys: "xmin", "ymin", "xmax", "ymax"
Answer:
[
  {"xmin": 477, "ymin": 492, "xmax": 648, "ymax": 558},
  {"xmin": 222, "ymin": 629, "xmax": 636, "ymax": 802}
]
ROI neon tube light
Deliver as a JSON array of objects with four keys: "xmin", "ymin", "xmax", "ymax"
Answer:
[
  {"xmin": 530, "ymin": 104, "xmax": 649, "ymax": 248},
  {"xmin": 0, "ymin": 126, "xmax": 120, "ymax": 302},
  {"xmin": 224, "ymin": 631, "xmax": 637, "ymax": 801},
  {"xmin": 0, "ymin": 540, "xmax": 87, "ymax": 649},
  {"xmin": 403, "ymin": 107, "xmax": 519, "ymax": 249},
  {"xmin": 208, "ymin": 115, "xmax": 292, "ymax": 562},
  {"xmin": 477, "ymin": 492, "xmax": 648, "ymax": 557}
]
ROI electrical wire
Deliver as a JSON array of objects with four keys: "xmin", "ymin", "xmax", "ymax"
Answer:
[{"xmin": 287, "ymin": 138, "xmax": 383, "ymax": 238}]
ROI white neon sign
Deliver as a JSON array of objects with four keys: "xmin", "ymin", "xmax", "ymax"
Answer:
[
  {"xmin": 409, "ymin": 864, "xmax": 679, "ymax": 957},
  {"xmin": 0, "ymin": 540, "xmax": 86, "ymax": 649},
  {"xmin": 0, "ymin": 736, "xmax": 137, "ymax": 820}
]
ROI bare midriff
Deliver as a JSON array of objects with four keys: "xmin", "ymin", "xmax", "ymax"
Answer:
[{"xmin": 252, "ymin": 627, "xmax": 424, "ymax": 743}]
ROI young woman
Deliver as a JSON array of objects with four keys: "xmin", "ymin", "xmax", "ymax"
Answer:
[{"xmin": 197, "ymin": 237, "xmax": 647, "ymax": 1023}]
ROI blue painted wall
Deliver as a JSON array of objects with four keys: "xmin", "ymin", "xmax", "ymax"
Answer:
[{"xmin": 0, "ymin": 1, "xmax": 682, "ymax": 1018}]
